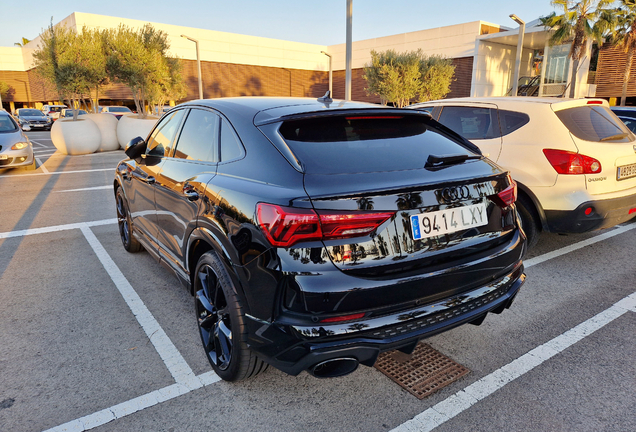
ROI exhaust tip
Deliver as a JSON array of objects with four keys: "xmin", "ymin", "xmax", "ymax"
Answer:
[{"xmin": 308, "ymin": 358, "xmax": 359, "ymax": 378}]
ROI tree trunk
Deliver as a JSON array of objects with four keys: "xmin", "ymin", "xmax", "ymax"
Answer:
[
  {"xmin": 95, "ymin": 85, "xmax": 99, "ymax": 113},
  {"xmin": 569, "ymin": 58, "xmax": 579, "ymax": 99},
  {"xmin": 621, "ymin": 47, "xmax": 634, "ymax": 107}
]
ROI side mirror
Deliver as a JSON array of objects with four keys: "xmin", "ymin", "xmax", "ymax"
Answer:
[
  {"xmin": 22, "ymin": 124, "xmax": 31, "ymax": 131},
  {"xmin": 125, "ymin": 136, "xmax": 147, "ymax": 159}
]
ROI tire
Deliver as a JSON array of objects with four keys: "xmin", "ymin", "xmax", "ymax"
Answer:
[
  {"xmin": 516, "ymin": 194, "xmax": 540, "ymax": 249},
  {"xmin": 194, "ymin": 251, "xmax": 267, "ymax": 381},
  {"xmin": 115, "ymin": 187, "xmax": 143, "ymax": 253}
]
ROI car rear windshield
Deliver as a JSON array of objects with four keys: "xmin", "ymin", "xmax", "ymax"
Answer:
[
  {"xmin": 555, "ymin": 106, "xmax": 634, "ymax": 142},
  {"xmin": 47, "ymin": 107, "xmax": 64, "ymax": 112},
  {"xmin": 278, "ymin": 115, "xmax": 476, "ymax": 174},
  {"xmin": 109, "ymin": 107, "xmax": 132, "ymax": 113}
]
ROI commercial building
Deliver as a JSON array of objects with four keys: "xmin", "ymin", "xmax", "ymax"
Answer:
[{"xmin": 0, "ymin": 12, "xmax": 634, "ymax": 112}]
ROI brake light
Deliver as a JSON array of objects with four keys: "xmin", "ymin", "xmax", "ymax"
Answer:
[
  {"xmin": 587, "ymin": 100, "xmax": 603, "ymax": 105},
  {"xmin": 489, "ymin": 176, "xmax": 517, "ymax": 208},
  {"xmin": 345, "ymin": 116, "xmax": 403, "ymax": 120},
  {"xmin": 497, "ymin": 182, "xmax": 517, "ymax": 206},
  {"xmin": 257, "ymin": 203, "xmax": 394, "ymax": 247},
  {"xmin": 543, "ymin": 149, "xmax": 602, "ymax": 174}
]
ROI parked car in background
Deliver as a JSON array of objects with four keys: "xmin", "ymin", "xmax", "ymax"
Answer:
[
  {"xmin": 0, "ymin": 111, "xmax": 35, "ymax": 170},
  {"xmin": 101, "ymin": 106, "xmax": 133, "ymax": 120},
  {"xmin": 60, "ymin": 109, "xmax": 88, "ymax": 118},
  {"xmin": 41, "ymin": 104, "xmax": 67, "ymax": 121},
  {"xmin": 410, "ymin": 97, "xmax": 636, "ymax": 248},
  {"xmin": 14, "ymin": 108, "xmax": 52, "ymax": 131},
  {"xmin": 114, "ymin": 97, "xmax": 526, "ymax": 381},
  {"xmin": 611, "ymin": 106, "xmax": 636, "ymax": 133},
  {"xmin": 154, "ymin": 105, "xmax": 173, "ymax": 116}
]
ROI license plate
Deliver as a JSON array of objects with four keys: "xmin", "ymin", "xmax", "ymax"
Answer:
[
  {"xmin": 410, "ymin": 202, "xmax": 488, "ymax": 240},
  {"xmin": 33, "ymin": 124, "xmax": 44, "ymax": 128},
  {"xmin": 617, "ymin": 163, "xmax": 636, "ymax": 180},
  {"xmin": 0, "ymin": 155, "xmax": 7, "ymax": 160}
]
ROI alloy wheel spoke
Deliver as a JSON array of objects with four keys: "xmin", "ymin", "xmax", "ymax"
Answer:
[{"xmin": 215, "ymin": 320, "xmax": 233, "ymax": 366}]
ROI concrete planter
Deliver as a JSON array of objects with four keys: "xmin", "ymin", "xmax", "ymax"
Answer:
[
  {"xmin": 51, "ymin": 118, "xmax": 101, "ymax": 155},
  {"xmin": 117, "ymin": 115, "xmax": 159, "ymax": 149},
  {"xmin": 85, "ymin": 113, "xmax": 119, "ymax": 152}
]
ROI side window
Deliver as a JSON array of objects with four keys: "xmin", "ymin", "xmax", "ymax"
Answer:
[
  {"xmin": 438, "ymin": 106, "xmax": 500, "ymax": 140},
  {"xmin": 220, "ymin": 119, "xmax": 244, "ymax": 162},
  {"xmin": 146, "ymin": 109, "xmax": 186, "ymax": 157},
  {"xmin": 173, "ymin": 108, "xmax": 220, "ymax": 162},
  {"xmin": 499, "ymin": 110, "xmax": 530, "ymax": 136}
]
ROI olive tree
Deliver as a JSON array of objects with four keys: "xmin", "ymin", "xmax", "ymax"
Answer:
[
  {"xmin": 106, "ymin": 24, "xmax": 184, "ymax": 118},
  {"xmin": 33, "ymin": 22, "xmax": 106, "ymax": 119},
  {"xmin": 363, "ymin": 49, "xmax": 455, "ymax": 107},
  {"xmin": 147, "ymin": 57, "xmax": 187, "ymax": 115}
]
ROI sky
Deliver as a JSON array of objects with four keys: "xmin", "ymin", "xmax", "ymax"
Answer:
[{"xmin": 0, "ymin": 0, "xmax": 556, "ymax": 48}]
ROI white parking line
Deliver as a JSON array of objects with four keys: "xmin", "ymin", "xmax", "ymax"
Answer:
[
  {"xmin": 30, "ymin": 140, "xmax": 50, "ymax": 148},
  {"xmin": 80, "ymin": 226, "xmax": 198, "ymax": 383},
  {"xmin": 35, "ymin": 158, "xmax": 50, "ymax": 174},
  {"xmin": 1, "ymin": 218, "xmax": 630, "ymax": 432},
  {"xmin": 1, "ymin": 167, "xmax": 114, "ymax": 178},
  {"xmin": 391, "ymin": 223, "xmax": 636, "ymax": 432},
  {"xmin": 55, "ymin": 185, "xmax": 112, "ymax": 193},
  {"xmin": 0, "ymin": 218, "xmax": 117, "ymax": 239},
  {"xmin": 43, "ymin": 372, "xmax": 220, "ymax": 432}
]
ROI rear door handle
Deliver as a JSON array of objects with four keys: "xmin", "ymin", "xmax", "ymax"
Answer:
[{"xmin": 143, "ymin": 176, "xmax": 156, "ymax": 185}]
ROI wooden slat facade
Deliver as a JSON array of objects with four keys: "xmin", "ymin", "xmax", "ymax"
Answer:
[
  {"xmin": 595, "ymin": 45, "xmax": 636, "ymax": 98},
  {"xmin": 2, "ymin": 56, "xmax": 472, "ymax": 105}
]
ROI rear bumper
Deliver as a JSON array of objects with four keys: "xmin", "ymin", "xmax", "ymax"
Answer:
[
  {"xmin": 246, "ymin": 264, "xmax": 525, "ymax": 376},
  {"xmin": 544, "ymin": 193, "xmax": 636, "ymax": 233}
]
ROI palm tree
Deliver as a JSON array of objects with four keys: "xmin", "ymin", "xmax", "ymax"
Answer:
[
  {"xmin": 596, "ymin": 0, "xmax": 636, "ymax": 106},
  {"xmin": 14, "ymin": 37, "xmax": 30, "ymax": 47},
  {"xmin": 542, "ymin": 0, "xmax": 612, "ymax": 98}
]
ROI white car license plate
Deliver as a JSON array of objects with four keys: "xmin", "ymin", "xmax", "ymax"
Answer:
[
  {"xmin": 0, "ymin": 155, "xmax": 7, "ymax": 160},
  {"xmin": 617, "ymin": 163, "xmax": 636, "ymax": 180},
  {"xmin": 410, "ymin": 202, "xmax": 488, "ymax": 240}
]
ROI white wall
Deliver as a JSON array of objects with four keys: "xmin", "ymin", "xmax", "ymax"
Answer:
[
  {"xmin": 327, "ymin": 21, "xmax": 487, "ymax": 71},
  {"xmin": 19, "ymin": 12, "xmax": 330, "ymax": 73},
  {"xmin": 0, "ymin": 47, "xmax": 26, "ymax": 71},
  {"xmin": 471, "ymin": 40, "xmax": 533, "ymax": 97}
]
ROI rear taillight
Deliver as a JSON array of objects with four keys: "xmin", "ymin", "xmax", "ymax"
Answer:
[
  {"xmin": 543, "ymin": 149, "xmax": 602, "ymax": 174},
  {"xmin": 489, "ymin": 177, "xmax": 517, "ymax": 207},
  {"xmin": 257, "ymin": 203, "xmax": 394, "ymax": 247}
]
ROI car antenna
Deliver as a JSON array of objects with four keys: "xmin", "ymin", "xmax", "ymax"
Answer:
[{"xmin": 317, "ymin": 90, "xmax": 333, "ymax": 106}]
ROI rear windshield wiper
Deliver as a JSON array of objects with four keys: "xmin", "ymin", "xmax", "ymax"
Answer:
[{"xmin": 425, "ymin": 153, "xmax": 482, "ymax": 169}]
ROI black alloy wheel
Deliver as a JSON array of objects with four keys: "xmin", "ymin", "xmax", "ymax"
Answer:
[
  {"xmin": 116, "ymin": 188, "xmax": 143, "ymax": 252},
  {"xmin": 194, "ymin": 252, "xmax": 267, "ymax": 381}
]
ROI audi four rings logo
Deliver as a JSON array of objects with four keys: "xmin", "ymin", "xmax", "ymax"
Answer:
[{"xmin": 440, "ymin": 185, "xmax": 471, "ymax": 201}]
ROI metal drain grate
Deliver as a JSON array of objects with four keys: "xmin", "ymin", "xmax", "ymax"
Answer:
[{"xmin": 374, "ymin": 343, "xmax": 470, "ymax": 399}]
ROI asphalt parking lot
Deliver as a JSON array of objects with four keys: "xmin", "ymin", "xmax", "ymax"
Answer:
[{"xmin": 1, "ymin": 130, "xmax": 635, "ymax": 432}]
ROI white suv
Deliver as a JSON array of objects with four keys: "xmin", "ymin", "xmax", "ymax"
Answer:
[{"xmin": 410, "ymin": 97, "xmax": 636, "ymax": 247}]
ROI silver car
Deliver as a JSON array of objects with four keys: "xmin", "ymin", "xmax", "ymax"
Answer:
[{"xmin": 0, "ymin": 112, "xmax": 35, "ymax": 170}]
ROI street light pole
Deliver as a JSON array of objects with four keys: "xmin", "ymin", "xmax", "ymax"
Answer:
[
  {"xmin": 510, "ymin": 14, "xmax": 525, "ymax": 97},
  {"xmin": 321, "ymin": 51, "xmax": 333, "ymax": 96},
  {"xmin": 181, "ymin": 34, "xmax": 203, "ymax": 100},
  {"xmin": 345, "ymin": 0, "xmax": 353, "ymax": 100}
]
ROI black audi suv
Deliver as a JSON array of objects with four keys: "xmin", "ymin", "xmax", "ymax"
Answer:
[{"xmin": 114, "ymin": 96, "xmax": 526, "ymax": 381}]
